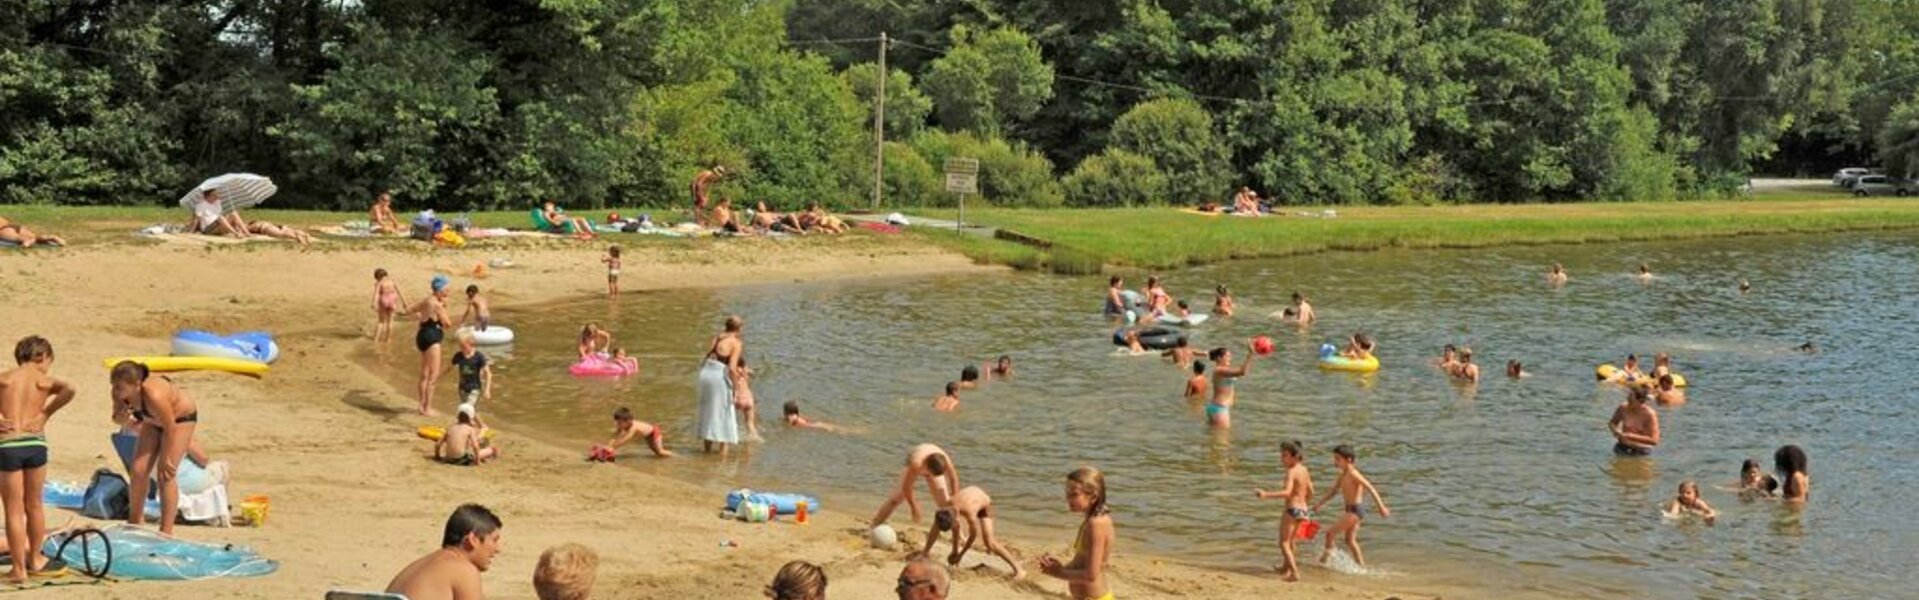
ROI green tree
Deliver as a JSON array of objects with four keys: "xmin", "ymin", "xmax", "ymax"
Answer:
[
  {"xmin": 842, "ymin": 62, "xmax": 934, "ymax": 139},
  {"xmin": 911, "ymin": 130, "xmax": 1062, "ymax": 206},
  {"xmin": 1881, "ymin": 100, "xmax": 1919, "ymax": 178},
  {"xmin": 1062, "ymin": 149, "xmax": 1169, "ymax": 207},
  {"xmin": 1109, "ymin": 98, "xmax": 1232, "ymax": 203},
  {"xmin": 922, "ymin": 25, "xmax": 1056, "ymax": 135}
]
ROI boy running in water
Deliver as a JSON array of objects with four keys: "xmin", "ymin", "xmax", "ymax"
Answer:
[
  {"xmin": 0, "ymin": 336, "xmax": 75, "ymax": 582},
  {"xmin": 1310, "ymin": 445, "xmax": 1391, "ymax": 567},
  {"xmin": 1255, "ymin": 440, "xmax": 1315, "ymax": 582}
]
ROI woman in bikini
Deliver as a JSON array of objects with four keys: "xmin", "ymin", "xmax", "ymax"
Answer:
[
  {"xmin": 244, "ymin": 220, "xmax": 314, "ymax": 245},
  {"xmin": 110, "ymin": 361, "xmax": 199, "ymax": 535},
  {"xmin": 696, "ymin": 316, "xmax": 745, "ymax": 454},
  {"xmin": 1040, "ymin": 466, "xmax": 1114, "ymax": 600},
  {"xmin": 1206, "ymin": 342, "xmax": 1259, "ymax": 428},
  {"xmin": 412, "ymin": 276, "xmax": 454, "ymax": 415}
]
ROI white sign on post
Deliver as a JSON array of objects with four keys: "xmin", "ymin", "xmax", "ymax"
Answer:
[{"xmin": 944, "ymin": 157, "xmax": 979, "ymax": 228}]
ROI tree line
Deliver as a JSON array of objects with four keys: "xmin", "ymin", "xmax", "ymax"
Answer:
[{"xmin": 4, "ymin": 0, "xmax": 1916, "ymax": 210}]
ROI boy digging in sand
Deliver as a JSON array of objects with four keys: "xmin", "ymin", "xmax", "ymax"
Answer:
[
  {"xmin": 1310, "ymin": 445, "xmax": 1391, "ymax": 567},
  {"xmin": 918, "ymin": 485, "xmax": 1026, "ymax": 579},
  {"xmin": 0, "ymin": 336, "xmax": 75, "ymax": 583},
  {"xmin": 595, "ymin": 407, "xmax": 674, "ymax": 458},
  {"xmin": 1254, "ymin": 440, "xmax": 1314, "ymax": 582}
]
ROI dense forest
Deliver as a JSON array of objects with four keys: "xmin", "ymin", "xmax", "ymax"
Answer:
[{"xmin": 4, "ymin": 0, "xmax": 1917, "ymax": 209}]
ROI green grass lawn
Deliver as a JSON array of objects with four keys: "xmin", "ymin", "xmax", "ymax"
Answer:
[{"xmin": 920, "ymin": 195, "xmax": 1919, "ymax": 270}]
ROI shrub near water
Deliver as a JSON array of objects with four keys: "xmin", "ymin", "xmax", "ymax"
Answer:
[{"xmin": 1062, "ymin": 150, "xmax": 1169, "ymax": 207}]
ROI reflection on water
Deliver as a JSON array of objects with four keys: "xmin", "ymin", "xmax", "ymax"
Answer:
[{"xmin": 364, "ymin": 232, "xmax": 1919, "ymax": 599}]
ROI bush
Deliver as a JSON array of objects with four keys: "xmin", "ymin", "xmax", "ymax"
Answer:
[
  {"xmin": 880, "ymin": 142, "xmax": 941, "ymax": 207},
  {"xmin": 1062, "ymin": 149, "xmax": 1169, "ymax": 207},
  {"xmin": 1109, "ymin": 98, "xmax": 1230, "ymax": 203},
  {"xmin": 910, "ymin": 130, "xmax": 1061, "ymax": 207}
]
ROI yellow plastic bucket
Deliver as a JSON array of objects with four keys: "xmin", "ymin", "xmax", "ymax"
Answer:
[{"xmin": 239, "ymin": 495, "xmax": 270, "ymax": 526}]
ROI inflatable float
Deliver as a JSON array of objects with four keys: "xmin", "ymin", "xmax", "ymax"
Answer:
[
  {"xmin": 1317, "ymin": 343, "xmax": 1380, "ymax": 373},
  {"xmin": 569, "ymin": 354, "xmax": 637, "ymax": 377},
  {"xmin": 726, "ymin": 489, "xmax": 821, "ymax": 516},
  {"xmin": 103, "ymin": 356, "xmax": 269, "ymax": 376},
  {"xmin": 170, "ymin": 330, "xmax": 279, "ymax": 363},
  {"xmin": 1113, "ymin": 327, "xmax": 1184, "ymax": 351},
  {"xmin": 457, "ymin": 326, "xmax": 515, "ymax": 346},
  {"xmin": 417, "ymin": 425, "xmax": 499, "ymax": 442},
  {"xmin": 1157, "ymin": 313, "xmax": 1210, "ymax": 327},
  {"xmin": 1103, "ymin": 289, "xmax": 1146, "ymax": 317},
  {"xmin": 1595, "ymin": 364, "xmax": 1687, "ymax": 388},
  {"xmin": 44, "ymin": 524, "xmax": 277, "ymax": 580}
]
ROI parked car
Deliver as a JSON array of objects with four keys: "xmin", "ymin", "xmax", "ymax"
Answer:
[
  {"xmin": 1851, "ymin": 175, "xmax": 1916, "ymax": 197},
  {"xmin": 1834, "ymin": 167, "xmax": 1871, "ymax": 187}
]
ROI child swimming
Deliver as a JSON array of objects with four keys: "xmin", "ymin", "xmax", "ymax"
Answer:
[
  {"xmin": 1039, "ymin": 467, "xmax": 1112, "ymax": 600},
  {"xmin": 372, "ymin": 269, "xmax": 407, "ymax": 343},
  {"xmin": 1636, "ymin": 263, "xmax": 1653, "ymax": 282},
  {"xmin": 1285, "ymin": 292, "xmax": 1316, "ymax": 324},
  {"xmin": 1214, "ymin": 285, "xmax": 1236, "ymax": 317},
  {"xmin": 1737, "ymin": 458, "xmax": 1777, "ymax": 499},
  {"xmin": 1162, "ymin": 337, "xmax": 1195, "ymax": 366},
  {"xmin": 1654, "ymin": 374, "xmax": 1685, "ymax": 405},
  {"xmin": 1184, "ymin": 361, "xmax": 1208, "ymax": 404},
  {"xmin": 459, "ymin": 284, "xmax": 492, "ymax": 331},
  {"xmin": 988, "ymin": 355, "xmax": 1014, "ymax": 380},
  {"xmin": 1664, "ymin": 480, "xmax": 1717, "ymax": 524},
  {"xmin": 933, "ymin": 382, "xmax": 960, "ymax": 412},
  {"xmin": 1254, "ymin": 440, "xmax": 1315, "ymax": 582},
  {"xmin": 1310, "ymin": 445, "xmax": 1391, "ymax": 567},
  {"xmin": 602, "ymin": 245, "xmax": 622, "ymax": 298},
  {"xmin": 1119, "ymin": 330, "xmax": 1148, "ymax": 356},
  {"xmin": 1548, "ymin": 263, "xmax": 1569, "ymax": 285},
  {"xmin": 1506, "ymin": 360, "xmax": 1528, "ymax": 379},
  {"xmin": 958, "ymin": 365, "xmax": 982, "ymax": 390},
  {"xmin": 595, "ymin": 407, "xmax": 673, "ymax": 458},
  {"xmin": 782, "ymin": 401, "xmax": 843, "ymax": 433}
]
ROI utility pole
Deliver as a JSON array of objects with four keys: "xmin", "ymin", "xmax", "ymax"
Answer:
[{"xmin": 872, "ymin": 31, "xmax": 888, "ymax": 210}]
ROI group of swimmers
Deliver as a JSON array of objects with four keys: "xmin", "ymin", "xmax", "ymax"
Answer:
[{"xmin": 930, "ymin": 358, "xmax": 1013, "ymax": 412}]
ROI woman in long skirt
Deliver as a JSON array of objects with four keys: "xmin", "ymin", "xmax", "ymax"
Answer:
[{"xmin": 697, "ymin": 315, "xmax": 744, "ymax": 453}]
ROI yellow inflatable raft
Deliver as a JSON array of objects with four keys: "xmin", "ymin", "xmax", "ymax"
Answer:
[
  {"xmin": 103, "ymin": 356, "xmax": 269, "ymax": 376},
  {"xmin": 416, "ymin": 426, "xmax": 499, "ymax": 442},
  {"xmin": 1595, "ymin": 364, "xmax": 1687, "ymax": 388}
]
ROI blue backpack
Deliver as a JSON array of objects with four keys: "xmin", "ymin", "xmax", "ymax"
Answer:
[{"xmin": 81, "ymin": 469, "xmax": 131, "ymax": 520}]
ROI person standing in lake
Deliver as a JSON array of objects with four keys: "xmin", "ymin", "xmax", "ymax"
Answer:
[
  {"xmin": 1608, "ymin": 387, "xmax": 1660, "ymax": 456},
  {"xmin": 1775, "ymin": 445, "xmax": 1810, "ymax": 503},
  {"xmin": 696, "ymin": 316, "xmax": 744, "ymax": 454}
]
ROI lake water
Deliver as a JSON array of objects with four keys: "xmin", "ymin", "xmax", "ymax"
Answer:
[{"xmin": 365, "ymin": 231, "xmax": 1918, "ymax": 598}]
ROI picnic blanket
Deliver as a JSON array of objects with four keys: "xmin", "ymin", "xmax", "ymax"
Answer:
[{"xmin": 137, "ymin": 225, "xmax": 290, "ymax": 246}]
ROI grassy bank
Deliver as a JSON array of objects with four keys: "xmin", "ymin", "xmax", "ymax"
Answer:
[{"xmin": 922, "ymin": 196, "xmax": 1919, "ymax": 270}]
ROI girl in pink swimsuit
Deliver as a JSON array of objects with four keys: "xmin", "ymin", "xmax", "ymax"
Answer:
[{"xmin": 372, "ymin": 268, "xmax": 406, "ymax": 343}]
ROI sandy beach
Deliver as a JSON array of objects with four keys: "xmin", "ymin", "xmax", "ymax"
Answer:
[{"xmin": 2, "ymin": 234, "xmax": 1443, "ymax": 599}]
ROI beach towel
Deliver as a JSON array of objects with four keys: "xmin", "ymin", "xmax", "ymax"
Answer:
[
  {"xmin": 137, "ymin": 225, "xmax": 287, "ymax": 247},
  {"xmin": 696, "ymin": 359, "xmax": 739, "ymax": 445},
  {"xmin": 857, "ymin": 222, "xmax": 902, "ymax": 234}
]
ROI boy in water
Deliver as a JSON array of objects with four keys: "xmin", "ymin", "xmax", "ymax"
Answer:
[
  {"xmin": 450, "ymin": 333, "xmax": 492, "ymax": 405},
  {"xmin": 1664, "ymin": 480, "xmax": 1717, "ymax": 524},
  {"xmin": 1506, "ymin": 360, "xmax": 1528, "ymax": 379},
  {"xmin": 596, "ymin": 407, "xmax": 673, "ymax": 458},
  {"xmin": 1162, "ymin": 336, "xmax": 1196, "ymax": 366},
  {"xmin": 436, "ymin": 404, "xmax": 498, "ymax": 466},
  {"xmin": 1214, "ymin": 285, "xmax": 1236, "ymax": 317},
  {"xmin": 988, "ymin": 355, "xmax": 1014, "ymax": 380},
  {"xmin": 1654, "ymin": 374, "xmax": 1685, "ymax": 405},
  {"xmin": 1635, "ymin": 263, "xmax": 1653, "ymax": 282},
  {"xmin": 0, "ymin": 336, "xmax": 76, "ymax": 582},
  {"xmin": 958, "ymin": 365, "xmax": 982, "ymax": 390},
  {"xmin": 602, "ymin": 245, "xmax": 621, "ymax": 298},
  {"xmin": 1254, "ymin": 440, "xmax": 1315, "ymax": 582},
  {"xmin": 782, "ymin": 401, "xmax": 842, "ymax": 432},
  {"xmin": 1184, "ymin": 361, "xmax": 1208, "ymax": 403},
  {"xmin": 1608, "ymin": 387, "xmax": 1661, "ymax": 456},
  {"xmin": 459, "ymin": 285, "xmax": 492, "ymax": 331},
  {"xmin": 1616, "ymin": 354, "xmax": 1645, "ymax": 384},
  {"xmin": 1341, "ymin": 332, "xmax": 1375, "ymax": 360},
  {"xmin": 1452, "ymin": 348, "xmax": 1480, "ymax": 383},
  {"xmin": 1547, "ymin": 263, "xmax": 1569, "ymax": 285},
  {"xmin": 933, "ymin": 382, "xmax": 961, "ymax": 412},
  {"xmin": 1310, "ymin": 445, "xmax": 1392, "ymax": 567},
  {"xmin": 1289, "ymin": 292, "xmax": 1317, "ymax": 324},
  {"xmin": 1737, "ymin": 459, "xmax": 1778, "ymax": 499},
  {"xmin": 1436, "ymin": 344, "xmax": 1457, "ymax": 371}
]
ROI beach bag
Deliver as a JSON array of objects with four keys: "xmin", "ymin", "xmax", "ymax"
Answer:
[{"xmin": 82, "ymin": 469, "xmax": 132, "ymax": 520}]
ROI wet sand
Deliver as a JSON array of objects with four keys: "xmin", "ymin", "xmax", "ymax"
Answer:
[{"xmin": 2, "ymin": 235, "xmax": 1442, "ymax": 599}]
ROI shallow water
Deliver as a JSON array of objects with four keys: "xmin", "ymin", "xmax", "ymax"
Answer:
[{"xmin": 368, "ymin": 231, "xmax": 1918, "ymax": 598}]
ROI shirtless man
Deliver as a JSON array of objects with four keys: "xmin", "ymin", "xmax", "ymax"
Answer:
[
  {"xmin": 371, "ymin": 191, "xmax": 403, "ymax": 233},
  {"xmin": 599, "ymin": 407, "xmax": 673, "ymax": 458},
  {"xmin": 919, "ymin": 485, "xmax": 1025, "ymax": 579},
  {"xmin": 691, "ymin": 166, "xmax": 726, "ymax": 227},
  {"xmin": 872, "ymin": 444, "xmax": 958, "ymax": 526},
  {"xmin": 1653, "ymin": 374, "xmax": 1686, "ymax": 406},
  {"xmin": 1255, "ymin": 441, "xmax": 1315, "ymax": 582},
  {"xmin": 1608, "ymin": 387, "xmax": 1661, "ymax": 456},
  {"xmin": 386, "ymin": 504, "xmax": 503, "ymax": 600},
  {"xmin": 0, "ymin": 336, "xmax": 75, "ymax": 583}
]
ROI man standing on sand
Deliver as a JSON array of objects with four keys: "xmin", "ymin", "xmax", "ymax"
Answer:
[
  {"xmin": 387, "ymin": 504, "xmax": 503, "ymax": 600},
  {"xmin": 895, "ymin": 557, "xmax": 951, "ymax": 600},
  {"xmin": 1608, "ymin": 387, "xmax": 1661, "ymax": 456},
  {"xmin": 0, "ymin": 336, "xmax": 76, "ymax": 583},
  {"xmin": 691, "ymin": 165, "xmax": 727, "ymax": 227}
]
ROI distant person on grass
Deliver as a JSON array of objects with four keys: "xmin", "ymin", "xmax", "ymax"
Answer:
[
  {"xmin": 387, "ymin": 503, "xmax": 503, "ymax": 600},
  {"xmin": 187, "ymin": 188, "xmax": 249, "ymax": 238},
  {"xmin": 692, "ymin": 165, "xmax": 727, "ymax": 227},
  {"xmin": 370, "ymin": 191, "xmax": 403, "ymax": 234}
]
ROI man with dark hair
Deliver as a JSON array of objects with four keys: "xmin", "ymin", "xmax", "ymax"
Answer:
[
  {"xmin": 387, "ymin": 504, "xmax": 503, "ymax": 600},
  {"xmin": 0, "ymin": 335, "xmax": 75, "ymax": 583}
]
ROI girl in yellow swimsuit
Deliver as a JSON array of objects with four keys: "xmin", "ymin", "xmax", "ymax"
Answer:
[{"xmin": 1040, "ymin": 467, "xmax": 1115, "ymax": 600}]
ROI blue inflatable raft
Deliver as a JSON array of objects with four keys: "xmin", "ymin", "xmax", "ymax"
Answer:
[
  {"xmin": 726, "ymin": 489, "xmax": 821, "ymax": 516},
  {"xmin": 171, "ymin": 330, "xmax": 279, "ymax": 363}
]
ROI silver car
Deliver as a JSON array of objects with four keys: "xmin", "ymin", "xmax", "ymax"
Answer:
[
  {"xmin": 1851, "ymin": 175, "xmax": 1916, "ymax": 197},
  {"xmin": 1834, "ymin": 168, "xmax": 1871, "ymax": 187}
]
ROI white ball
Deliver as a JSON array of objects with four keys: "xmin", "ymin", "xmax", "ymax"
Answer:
[{"xmin": 869, "ymin": 524, "xmax": 898, "ymax": 550}]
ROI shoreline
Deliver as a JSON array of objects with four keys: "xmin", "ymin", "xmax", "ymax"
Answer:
[{"xmin": 5, "ymin": 239, "xmax": 1440, "ymax": 599}]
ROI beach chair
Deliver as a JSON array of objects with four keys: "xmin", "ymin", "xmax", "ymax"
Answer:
[
  {"xmin": 111, "ymin": 432, "xmax": 233, "ymax": 527},
  {"xmin": 325, "ymin": 591, "xmax": 409, "ymax": 600}
]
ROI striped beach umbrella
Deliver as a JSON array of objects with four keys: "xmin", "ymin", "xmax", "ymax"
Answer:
[{"xmin": 178, "ymin": 173, "xmax": 277, "ymax": 213}]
